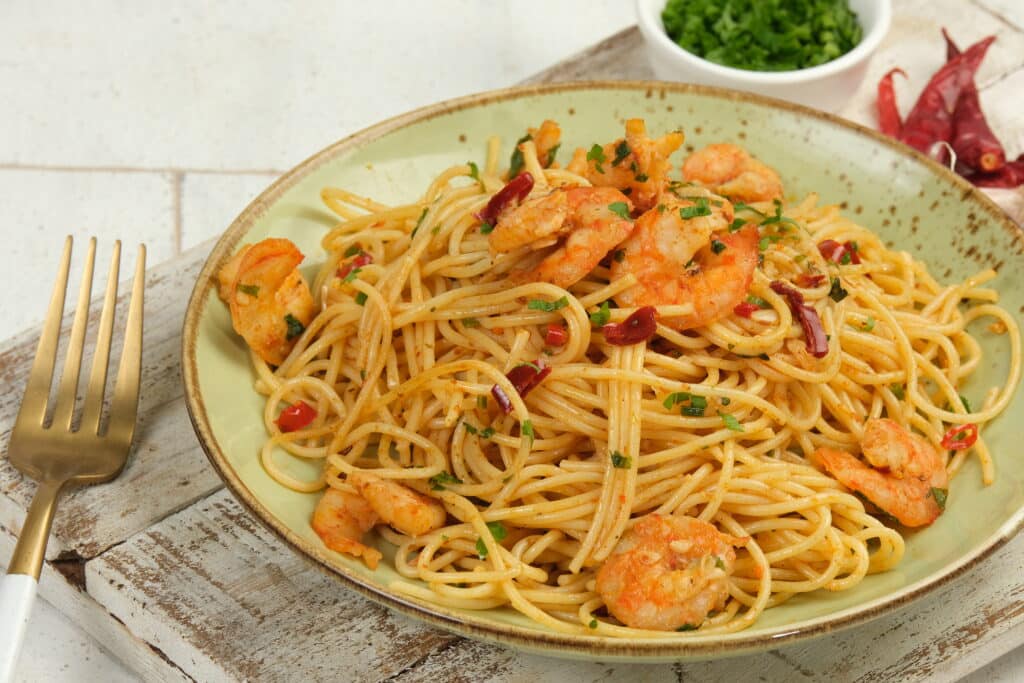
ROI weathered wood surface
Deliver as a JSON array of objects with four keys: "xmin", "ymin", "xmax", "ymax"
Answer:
[{"xmin": 2, "ymin": 2, "xmax": 1024, "ymax": 681}]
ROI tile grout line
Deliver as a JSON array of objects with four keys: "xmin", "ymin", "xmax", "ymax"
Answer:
[
  {"xmin": 0, "ymin": 161, "xmax": 285, "ymax": 176},
  {"xmin": 969, "ymin": 0, "xmax": 1024, "ymax": 34},
  {"xmin": 172, "ymin": 171, "xmax": 184, "ymax": 255}
]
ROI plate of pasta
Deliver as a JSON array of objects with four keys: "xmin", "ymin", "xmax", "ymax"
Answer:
[{"xmin": 182, "ymin": 82, "xmax": 1024, "ymax": 659}]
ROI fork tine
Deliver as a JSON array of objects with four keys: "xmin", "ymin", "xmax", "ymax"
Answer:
[
  {"xmin": 14, "ymin": 236, "xmax": 73, "ymax": 428},
  {"xmin": 106, "ymin": 245, "xmax": 145, "ymax": 441},
  {"xmin": 80, "ymin": 241, "xmax": 121, "ymax": 434},
  {"xmin": 51, "ymin": 237, "xmax": 97, "ymax": 431}
]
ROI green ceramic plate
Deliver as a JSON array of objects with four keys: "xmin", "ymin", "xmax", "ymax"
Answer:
[{"xmin": 182, "ymin": 82, "xmax": 1024, "ymax": 661}]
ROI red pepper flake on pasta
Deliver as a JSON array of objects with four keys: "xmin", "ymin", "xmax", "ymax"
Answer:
[
  {"xmin": 818, "ymin": 240, "xmax": 860, "ymax": 265},
  {"xmin": 477, "ymin": 172, "xmax": 534, "ymax": 228},
  {"xmin": 544, "ymin": 323, "xmax": 568, "ymax": 346},
  {"xmin": 795, "ymin": 273, "xmax": 827, "ymax": 288},
  {"xmin": 492, "ymin": 359, "xmax": 551, "ymax": 414},
  {"xmin": 337, "ymin": 252, "xmax": 373, "ymax": 279},
  {"xmin": 602, "ymin": 306, "xmax": 658, "ymax": 345},
  {"xmin": 276, "ymin": 401, "xmax": 317, "ymax": 432},
  {"xmin": 733, "ymin": 302, "xmax": 760, "ymax": 318},
  {"xmin": 769, "ymin": 281, "xmax": 829, "ymax": 359},
  {"xmin": 940, "ymin": 423, "xmax": 979, "ymax": 450}
]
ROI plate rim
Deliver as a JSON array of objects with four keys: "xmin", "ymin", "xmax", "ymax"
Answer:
[{"xmin": 181, "ymin": 79, "xmax": 1024, "ymax": 660}]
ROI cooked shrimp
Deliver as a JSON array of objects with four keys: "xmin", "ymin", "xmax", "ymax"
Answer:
[
  {"xmin": 682, "ymin": 143, "xmax": 784, "ymax": 203},
  {"xmin": 611, "ymin": 198, "xmax": 759, "ymax": 329},
  {"xmin": 567, "ymin": 118, "xmax": 684, "ymax": 211},
  {"xmin": 529, "ymin": 119, "xmax": 562, "ymax": 168},
  {"xmin": 217, "ymin": 238, "xmax": 317, "ymax": 365},
  {"xmin": 596, "ymin": 515, "xmax": 746, "ymax": 631},
  {"xmin": 814, "ymin": 418, "xmax": 949, "ymax": 527},
  {"xmin": 311, "ymin": 488, "xmax": 384, "ymax": 569},
  {"xmin": 488, "ymin": 186, "xmax": 635, "ymax": 289},
  {"xmin": 348, "ymin": 471, "xmax": 447, "ymax": 537}
]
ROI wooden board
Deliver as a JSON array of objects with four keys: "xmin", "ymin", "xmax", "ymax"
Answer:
[{"xmin": 3, "ymin": 4, "xmax": 1024, "ymax": 681}]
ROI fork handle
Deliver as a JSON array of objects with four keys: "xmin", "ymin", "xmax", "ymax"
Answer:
[{"xmin": 0, "ymin": 480, "xmax": 63, "ymax": 682}]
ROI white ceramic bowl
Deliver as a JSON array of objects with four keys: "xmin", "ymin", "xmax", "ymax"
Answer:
[{"xmin": 635, "ymin": 0, "xmax": 892, "ymax": 112}]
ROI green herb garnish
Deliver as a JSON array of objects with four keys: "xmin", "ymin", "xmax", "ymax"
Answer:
[
  {"xmin": 238, "ymin": 283, "xmax": 259, "ymax": 296},
  {"xmin": 508, "ymin": 133, "xmax": 531, "ymax": 178},
  {"xmin": 719, "ymin": 411, "xmax": 744, "ymax": 432},
  {"xmin": 829, "ymin": 277, "xmax": 848, "ymax": 302},
  {"xmin": 463, "ymin": 422, "xmax": 478, "ymax": 435},
  {"xmin": 429, "ymin": 471, "xmax": 463, "ymax": 491},
  {"xmin": 710, "ymin": 239, "xmax": 727, "ymax": 254},
  {"xmin": 679, "ymin": 197, "xmax": 711, "ymax": 219},
  {"xmin": 587, "ymin": 144, "xmax": 607, "ymax": 173},
  {"xmin": 676, "ymin": 623, "xmax": 699, "ymax": 632},
  {"xmin": 284, "ymin": 314, "xmax": 305, "ymax": 340},
  {"xmin": 589, "ymin": 619, "xmax": 598, "ymax": 629},
  {"xmin": 612, "ymin": 140, "xmax": 631, "ymax": 166},
  {"xmin": 931, "ymin": 487, "xmax": 948, "ymax": 511},
  {"xmin": 611, "ymin": 451, "xmax": 632, "ymax": 469},
  {"xmin": 467, "ymin": 160, "xmax": 482, "ymax": 187},
  {"xmin": 355, "ymin": 292, "xmax": 368, "ymax": 306},
  {"xmin": 521, "ymin": 420, "xmax": 534, "ymax": 446},
  {"xmin": 891, "ymin": 384, "xmax": 906, "ymax": 400},
  {"xmin": 462, "ymin": 317, "xmax": 481, "ymax": 328},
  {"xmin": 613, "ymin": 249, "xmax": 626, "ymax": 263},
  {"xmin": 480, "ymin": 222, "xmax": 495, "ymax": 234},
  {"xmin": 528, "ymin": 296, "xmax": 569, "ymax": 312},
  {"xmin": 546, "ymin": 143, "xmax": 561, "ymax": 167},
  {"xmin": 608, "ymin": 202, "xmax": 631, "ymax": 219},
  {"xmin": 477, "ymin": 396, "xmax": 488, "ymax": 410},
  {"xmin": 589, "ymin": 301, "xmax": 611, "ymax": 326},
  {"xmin": 412, "ymin": 207, "xmax": 428, "ymax": 237},
  {"xmin": 343, "ymin": 245, "xmax": 362, "ymax": 258},
  {"xmin": 746, "ymin": 295, "xmax": 769, "ymax": 308}
]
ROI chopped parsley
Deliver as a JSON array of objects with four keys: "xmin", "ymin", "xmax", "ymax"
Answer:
[
  {"xmin": 412, "ymin": 207, "xmax": 428, "ymax": 237},
  {"xmin": 714, "ymin": 556, "xmax": 726, "ymax": 570},
  {"xmin": 710, "ymin": 239, "xmax": 727, "ymax": 254},
  {"xmin": 467, "ymin": 160, "xmax": 482, "ymax": 187},
  {"xmin": 475, "ymin": 538, "xmax": 489, "ymax": 559},
  {"xmin": 463, "ymin": 422, "xmax": 478, "ymax": 435},
  {"xmin": 676, "ymin": 623, "xmax": 699, "ymax": 632},
  {"xmin": 343, "ymin": 245, "xmax": 362, "ymax": 258},
  {"xmin": 664, "ymin": 392, "xmax": 707, "ymax": 416},
  {"xmin": 546, "ymin": 143, "xmax": 561, "ymax": 167},
  {"xmin": 732, "ymin": 201, "xmax": 766, "ymax": 217},
  {"xmin": 608, "ymin": 202, "xmax": 631, "ymax": 220},
  {"xmin": 663, "ymin": 392, "xmax": 692, "ymax": 409},
  {"xmin": 355, "ymin": 291, "xmax": 368, "ymax": 306},
  {"xmin": 284, "ymin": 314, "xmax": 305, "ymax": 340},
  {"xmin": 746, "ymin": 295, "xmax": 769, "ymax": 308},
  {"xmin": 480, "ymin": 222, "xmax": 495, "ymax": 235},
  {"xmin": 486, "ymin": 521, "xmax": 508, "ymax": 541},
  {"xmin": 589, "ymin": 301, "xmax": 611, "ymax": 326},
  {"xmin": 527, "ymin": 296, "xmax": 569, "ymax": 312},
  {"xmin": 761, "ymin": 199, "xmax": 799, "ymax": 228},
  {"xmin": 610, "ymin": 450, "xmax": 632, "ymax": 469},
  {"xmin": 342, "ymin": 267, "xmax": 362, "ymax": 284},
  {"xmin": 237, "ymin": 283, "xmax": 259, "ymax": 296},
  {"xmin": 828, "ymin": 277, "xmax": 848, "ymax": 302},
  {"xmin": 679, "ymin": 197, "xmax": 711, "ymax": 219},
  {"xmin": 521, "ymin": 420, "xmax": 534, "ymax": 446},
  {"xmin": 462, "ymin": 317, "xmax": 481, "ymax": 328},
  {"xmin": 891, "ymin": 384, "xmax": 906, "ymax": 400},
  {"xmin": 476, "ymin": 395, "xmax": 488, "ymax": 410},
  {"xmin": 587, "ymin": 144, "xmax": 607, "ymax": 173},
  {"xmin": 758, "ymin": 236, "xmax": 771, "ymax": 252},
  {"xmin": 480, "ymin": 426, "xmax": 496, "ymax": 439},
  {"xmin": 612, "ymin": 140, "xmax": 631, "ymax": 166},
  {"xmin": 931, "ymin": 487, "xmax": 948, "ymax": 511},
  {"xmin": 429, "ymin": 471, "xmax": 463, "ymax": 490},
  {"xmin": 515, "ymin": 361, "xmax": 543, "ymax": 372},
  {"xmin": 960, "ymin": 395, "xmax": 972, "ymax": 413},
  {"xmin": 719, "ymin": 411, "xmax": 744, "ymax": 432},
  {"xmin": 720, "ymin": 397, "xmax": 731, "ymax": 406},
  {"xmin": 861, "ymin": 316, "xmax": 875, "ymax": 332},
  {"xmin": 729, "ymin": 218, "xmax": 747, "ymax": 232},
  {"xmin": 508, "ymin": 133, "xmax": 531, "ymax": 179},
  {"xmin": 630, "ymin": 161, "xmax": 649, "ymax": 182},
  {"xmin": 589, "ymin": 618, "xmax": 598, "ymax": 629}
]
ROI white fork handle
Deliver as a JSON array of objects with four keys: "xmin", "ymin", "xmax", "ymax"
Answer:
[{"xmin": 0, "ymin": 573, "xmax": 37, "ymax": 683}]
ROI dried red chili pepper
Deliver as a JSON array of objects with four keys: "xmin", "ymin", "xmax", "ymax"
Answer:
[
  {"xmin": 818, "ymin": 240, "xmax": 861, "ymax": 265},
  {"xmin": 971, "ymin": 157, "xmax": 1024, "ymax": 187},
  {"xmin": 795, "ymin": 273, "xmax": 827, "ymax": 288},
  {"xmin": 942, "ymin": 27, "xmax": 961, "ymax": 61},
  {"xmin": 544, "ymin": 323, "xmax": 568, "ymax": 346},
  {"xmin": 940, "ymin": 423, "xmax": 978, "ymax": 450},
  {"xmin": 276, "ymin": 401, "xmax": 317, "ymax": 432},
  {"xmin": 337, "ymin": 252, "xmax": 373, "ymax": 279},
  {"xmin": 942, "ymin": 30, "xmax": 1006, "ymax": 173},
  {"xmin": 477, "ymin": 172, "xmax": 534, "ymax": 227},
  {"xmin": 492, "ymin": 360, "xmax": 551, "ymax": 414},
  {"xmin": 602, "ymin": 306, "xmax": 658, "ymax": 346},
  {"xmin": 898, "ymin": 36, "xmax": 996, "ymax": 163},
  {"xmin": 769, "ymin": 281, "xmax": 829, "ymax": 359},
  {"xmin": 733, "ymin": 302, "xmax": 760, "ymax": 318},
  {"xmin": 877, "ymin": 68, "xmax": 906, "ymax": 137}
]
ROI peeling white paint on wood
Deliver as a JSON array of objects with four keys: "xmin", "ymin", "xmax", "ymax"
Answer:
[{"xmin": 1, "ymin": 3, "xmax": 1023, "ymax": 681}]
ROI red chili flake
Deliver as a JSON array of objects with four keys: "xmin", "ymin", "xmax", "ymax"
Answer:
[
  {"xmin": 490, "ymin": 385, "xmax": 513, "ymax": 414},
  {"xmin": 276, "ymin": 401, "xmax": 317, "ymax": 432},
  {"xmin": 817, "ymin": 240, "xmax": 860, "ymax": 265},
  {"xmin": 544, "ymin": 323, "xmax": 568, "ymax": 346},
  {"xmin": 844, "ymin": 241, "xmax": 861, "ymax": 265},
  {"xmin": 795, "ymin": 273, "xmax": 827, "ymax": 288},
  {"xmin": 602, "ymin": 306, "xmax": 658, "ymax": 346},
  {"xmin": 769, "ymin": 281, "xmax": 829, "ymax": 359},
  {"xmin": 940, "ymin": 423, "xmax": 979, "ymax": 450},
  {"xmin": 337, "ymin": 252, "xmax": 373, "ymax": 279},
  {"xmin": 492, "ymin": 360, "xmax": 551, "ymax": 414},
  {"xmin": 733, "ymin": 302, "xmax": 760, "ymax": 318},
  {"xmin": 477, "ymin": 172, "xmax": 534, "ymax": 227},
  {"xmin": 877, "ymin": 68, "xmax": 907, "ymax": 137}
]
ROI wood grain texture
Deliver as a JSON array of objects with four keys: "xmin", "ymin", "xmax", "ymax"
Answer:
[
  {"xmin": 1, "ymin": 3, "xmax": 1024, "ymax": 681},
  {"xmin": 87, "ymin": 490, "xmax": 455, "ymax": 682}
]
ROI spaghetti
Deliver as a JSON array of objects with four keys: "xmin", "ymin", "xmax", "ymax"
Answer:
[{"xmin": 221, "ymin": 118, "xmax": 1021, "ymax": 636}]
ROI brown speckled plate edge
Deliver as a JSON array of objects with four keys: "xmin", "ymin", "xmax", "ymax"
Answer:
[{"xmin": 181, "ymin": 80, "xmax": 1024, "ymax": 661}]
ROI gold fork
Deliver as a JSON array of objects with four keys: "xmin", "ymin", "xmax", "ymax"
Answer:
[{"xmin": 0, "ymin": 237, "xmax": 144, "ymax": 682}]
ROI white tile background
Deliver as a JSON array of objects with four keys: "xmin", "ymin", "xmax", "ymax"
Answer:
[{"xmin": 3, "ymin": 1, "xmax": 1024, "ymax": 681}]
